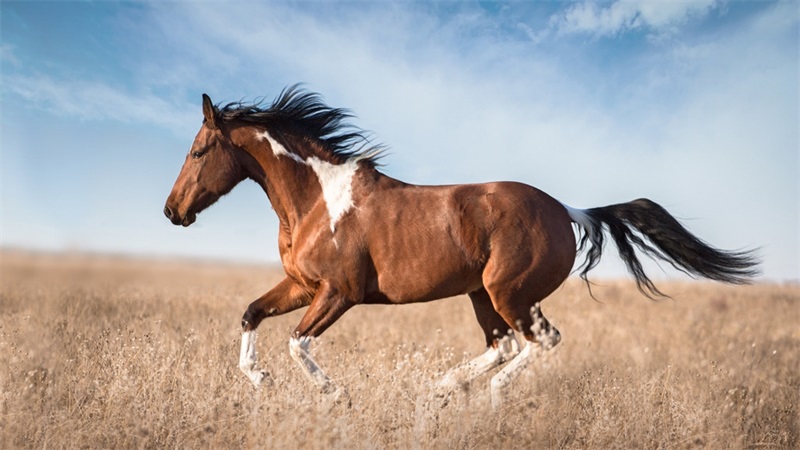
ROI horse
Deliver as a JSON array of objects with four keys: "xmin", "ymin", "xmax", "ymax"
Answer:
[{"xmin": 164, "ymin": 85, "xmax": 759, "ymax": 407}]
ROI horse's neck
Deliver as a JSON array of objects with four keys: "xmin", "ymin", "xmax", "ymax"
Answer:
[
  {"xmin": 232, "ymin": 126, "xmax": 378, "ymax": 231},
  {"xmin": 228, "ymin": 127, "xmax": 314, "ymax": 227}
]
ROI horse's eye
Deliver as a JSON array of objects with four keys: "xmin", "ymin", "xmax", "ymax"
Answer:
[{"xmin": 191, "ymin": 150, "xmax": 206, "ymax": 159}]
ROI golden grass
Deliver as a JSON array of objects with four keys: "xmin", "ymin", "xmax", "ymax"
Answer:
[{"xmin": 1, "ymin": 251, "xmax": 798, "ymax": 449}]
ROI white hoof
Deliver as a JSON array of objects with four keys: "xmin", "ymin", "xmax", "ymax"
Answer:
[
  {"xmin": 240, "ymin": 330, "xmax": 271, "ymax": 387},
  {"xmin": 326, "ymin": 385, "xmax": 352, "ymax": 408},
  {"xmin": 239, "ymin": 360, "xmax": 271, "ymax": 387},
  {"xmin": 250, "ymin": 369, "xmax": 271, "ymax": 387}
]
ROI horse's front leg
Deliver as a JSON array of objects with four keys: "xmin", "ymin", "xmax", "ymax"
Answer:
[
  {"xmin": 239, "ymin": 277, "xmax": 312, "ymax": 387},
  {"xmin": 289, "ymin": 281, "xmax": 357, "ymax": 395}
]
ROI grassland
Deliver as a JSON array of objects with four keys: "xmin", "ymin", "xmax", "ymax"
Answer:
[{"xmin": 1, "ymin": 251, "xmax": 797, "ymax": 449}]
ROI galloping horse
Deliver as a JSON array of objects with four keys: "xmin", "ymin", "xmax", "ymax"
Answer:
[{"xmin": 164, "ymin": 85, "xmax": 758, "ymax": 407}]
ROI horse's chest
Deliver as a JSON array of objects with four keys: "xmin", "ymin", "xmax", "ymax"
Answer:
[{"xmin": 280, "ymin": 221, "xmax": 343, "ymax": 285}]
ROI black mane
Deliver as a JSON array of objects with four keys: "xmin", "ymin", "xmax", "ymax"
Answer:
[{"xmin": 216, "ymin": 84, "xmax": 384, "ymax": 165}]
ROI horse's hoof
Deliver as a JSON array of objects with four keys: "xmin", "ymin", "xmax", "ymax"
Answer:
[
  {"xmin": 246, "ymin": 369, "xmax": 271, "ymax": 388},
  {"xmin": 432, "ymin": 391, "xmax": 451, "ymax": 409},
  {"xmin": 326, "ymin": 386, "xmax": 352, "ymax": 409}
]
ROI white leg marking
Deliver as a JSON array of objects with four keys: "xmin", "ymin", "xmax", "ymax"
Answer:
[
  {"xmin": 435, "ymin": 334, "xmax": 520, "ymax": 401},
  {"xmin": 490, "ymin": 341, "xmax": 537, "ymax": 408},
  {"xmin": 436, "ymin": 348, "xmax": 500, "ymax": 394},
  {"xmin": 499, "ymin": 331, "xmax": 521, "ymax": 356},
  {"xmin": 239, "ymin": 330, "xmax": 268, "ymax": 386},
  {"xmin": 289, "ymin": 336, "xmax": 334, "ymax": 392},
  {"xmin": 490, "ymin": 306, "xmax": 561, "ymax": 408}
]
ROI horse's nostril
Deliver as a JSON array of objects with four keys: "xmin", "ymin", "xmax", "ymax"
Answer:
[{"xmin": 164, "ymin": 205, "xmax": 174, "ymax": 220}]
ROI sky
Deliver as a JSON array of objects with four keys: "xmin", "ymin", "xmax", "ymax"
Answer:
[{"xmin": 1, "ymin": 1, "xmax": 798, "ymax": 282}]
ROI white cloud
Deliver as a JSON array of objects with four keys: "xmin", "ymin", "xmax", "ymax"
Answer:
[
  {"xmin": 4, "ymin": 73, "xmax": 197, "ymax": 137},
  {"xmin": 537, "ymin": 0, "xmax": 721, "ymax": 39}
]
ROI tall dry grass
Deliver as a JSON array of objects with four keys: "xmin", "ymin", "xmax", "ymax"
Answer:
[{"xmin": 1, "ymin": 251, "xmax": 797, "ymax": 449}]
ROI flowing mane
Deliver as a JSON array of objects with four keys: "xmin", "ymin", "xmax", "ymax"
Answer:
[{"xmin": 215, "ymin": 84, "xmax": 384, "ymax": 165}]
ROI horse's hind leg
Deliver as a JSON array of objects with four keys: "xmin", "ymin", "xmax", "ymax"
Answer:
[
  {"xmin": 489, "ymin": 303, "xmax": 561, "ymax": 408},
  {"xmin": 434, "ymin": 288, "xmax": 519, "ymax": 405}
]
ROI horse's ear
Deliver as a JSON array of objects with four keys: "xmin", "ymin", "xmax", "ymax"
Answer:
[{"xmin": 202, "ymin": 93, "xmax": 218, "ymax": 129}]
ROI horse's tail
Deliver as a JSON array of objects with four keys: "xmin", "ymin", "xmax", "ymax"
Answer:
[{"xmin": 563, "ymin": 199, "xmax": 760, "ymax": 298}]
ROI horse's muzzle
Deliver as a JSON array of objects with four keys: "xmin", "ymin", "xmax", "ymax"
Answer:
[{"xmin": 163, "ymin": 205, "xmax": 195, "ymax": 227}]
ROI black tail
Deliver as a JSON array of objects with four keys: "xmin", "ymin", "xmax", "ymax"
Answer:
[{"xmin": 568, "ymin": 198, "xmax": 760, "ymax": 298}]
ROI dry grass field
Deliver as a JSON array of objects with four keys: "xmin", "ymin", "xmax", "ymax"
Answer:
[{"xmin": 1, "ymin": 250, "xmax": 797, "ymax": 449}]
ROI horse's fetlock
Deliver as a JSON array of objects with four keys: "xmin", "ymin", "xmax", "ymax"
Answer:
[
  {"xmin": 241, "ymin": 308, "xmax": 262, "ymax": 331},
  {"xmin": 542, "ymin": 326, "xmax": 561, "ymax": 350}
]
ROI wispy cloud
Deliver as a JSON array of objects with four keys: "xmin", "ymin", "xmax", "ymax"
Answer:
[
  {"xmin": 4, "ymin": 72, "xmax": 197, "ymax": 136},
  {"xmin": 527, "ymin": 0, "xmax": 722, "ymax": 41},
  {"xmin": 1, "ymin": 43, "xmax": 22, "ymax": 68},
  {"xmin": 57, "ymin": 1, "xmax": 794, "ymax": 195}
]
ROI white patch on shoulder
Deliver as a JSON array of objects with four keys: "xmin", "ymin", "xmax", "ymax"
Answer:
[
  {"xmin": 256, "ymin": 130, "xmax": 305, "ymax": 164},
  {"xmin": 255, "ymin": 129, "xmax": 360, "ymax": 234},
  {"xmin": 306, "ymin": 156, "xmax": 359, "ymax": 233}
]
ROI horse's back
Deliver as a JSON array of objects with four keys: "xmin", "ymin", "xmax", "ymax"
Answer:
[{"xmin": 360, "ymin": 179, "xmax": 575, "ymax": 304}]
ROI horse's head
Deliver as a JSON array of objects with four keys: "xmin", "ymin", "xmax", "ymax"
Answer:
[{"xmin": 164, "ymin": 94, "xmax": 244, "ymax": 227}]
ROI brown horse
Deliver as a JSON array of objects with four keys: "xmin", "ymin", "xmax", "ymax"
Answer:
[{"xmin": 164, "ymin": 85, "xmax": 758, "ymax": 407}]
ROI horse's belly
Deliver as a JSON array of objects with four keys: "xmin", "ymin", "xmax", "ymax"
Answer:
[
  {"xmin": 367, "ymin": 277, "xmax": 482, "ymax": 304},
  {"xmin": 367, "ymin": 252, "xmax": 483, "ymax": 304}
]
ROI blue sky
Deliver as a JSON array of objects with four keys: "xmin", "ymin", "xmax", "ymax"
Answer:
[{"xmin": 2, "ymin": 1, "xmax": 798, "ymax": 282}]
